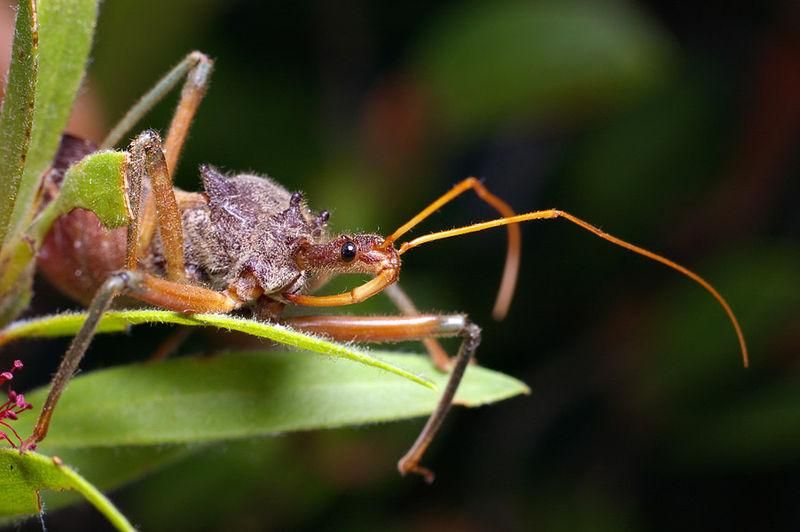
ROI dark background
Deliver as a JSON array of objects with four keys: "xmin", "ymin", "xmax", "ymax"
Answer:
[{"xmin": 11, "ymin": 0, "xmax": 800, "ymax": 530}]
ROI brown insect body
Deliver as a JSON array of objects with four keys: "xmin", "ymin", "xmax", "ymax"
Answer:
[
  {"xmin": 22, "ymin": 52, "xmax": 746, "ymax": 484},
  {"xmin": 181, "ymin": 165, "xmax": 327, "ymax": 304},
  {"xmin": 38, "ymin": 136, "xmax": 127, "ymax": 304},
  {"xmin": 38, "ymin": 135, "xmax": 374, "ymax": 317}
]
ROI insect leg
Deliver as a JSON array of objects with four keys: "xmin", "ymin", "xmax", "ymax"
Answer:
[
  {"xmin": 22, "ymin": 271, "xmax": 240, "ymax": 449},
  {"xmin": 100, "ymin": 51, "xmax": 213, "ymax": 166},
  {"xmin": 281, "ymin": 313, "xmax": 481, "ymax": 483},
  {"xmin": 128, "ymin": 131, "xmax": 186, "ymax": 281},
  {"xmin": 148, "ymin": 327, "xmax": 194, "ymax": 362},
  {"xmin": 161, "ymin": 53, "xmax": 213, "ymax": 174},
  {"xmin": 101, "ymin": 52, "xmax": 212, "ymax": 260},
  {"xmin": 384, "ymin": 283, "xmax": 451, "ymax": 371},
  {"xmin": 300, "ymin": 274, "xmax": 453, "ymax": 372},
  {"xmin": 25, "ymin": 127, "xmax": 226, "ymax": 449},
  {"xmin": 21, "ymin": 272, "xmax": 126, "ymax": 449}
]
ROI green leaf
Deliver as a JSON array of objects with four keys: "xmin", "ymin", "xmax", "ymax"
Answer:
[
  {"xmin": 0, "ymin": 263, "xmax": 34, "ymax": 327},
  {"xmin": 31, "ymin": 150, "xmax": 130, "ymax": 238},
  {"xmin": 0, "ymin": 449, "xmax": 134, "ymax": 531},
  {"xmin": 12, "ymin": 350, "xmax": 528, "ymax": 449},
  {"xmin": 0, "ymin": 0, "xmax": 99, "ymax": 326},
  {"xmin": 416, "ymin": 0, "xmax": 672, "ymax": 135},
  {"xmin": 5, "ymin": 0, "xmax": 99, "ymax": 242},
  {"xmin": 0, "ymin": 152, "xmax": 128, "ymax": 320},
  {"xmin": 638, "ymin": 246, "xmax": 800, "ymax": 468},
  {"xmin": 0, "ymin": 310, "xmax": 435, "ymax": 388},
  {"xmin": 0, "ymin": 0, "xmax": 38, "ymax": 248},
  {"xmin": 673, "ymin": 383, "xmax": 800, "ymax": 468},
  {"xmin": 640, "ymin": 246, "xmax": 800, "ymax": 401},
  {"xmin": 54, "ymin": 150, "xmax": 130, "ymax": 228}
]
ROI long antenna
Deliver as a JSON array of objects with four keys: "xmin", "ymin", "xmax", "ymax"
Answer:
[{"xmin": 398, "ymin": 209, "xmax": 749, "ymax": 368}]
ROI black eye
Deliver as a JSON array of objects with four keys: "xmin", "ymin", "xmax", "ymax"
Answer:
[{"xmin": 340, "ymin": 241, "xmax": 357, "ymax": 262}]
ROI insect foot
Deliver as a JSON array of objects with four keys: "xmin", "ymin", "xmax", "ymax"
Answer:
[
  {"xmin": 20, "ymin": 271, "xmax": 142, "ymax": 452},
  {"xmin": 397, "ymin": 320, "xmax": 482, "ymax": 483}
]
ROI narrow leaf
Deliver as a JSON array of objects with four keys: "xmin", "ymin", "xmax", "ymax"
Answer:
[
  {"xmin": 0, "ymin": 449, "xmax": 134, "ymax": 531},
  {"xmin": 0, "ymin": 310, "xmax": 435, "ymax": 388},
  {"xmin": 5, "ymin": 0, "xmax": 99, "ymax": 248},
  {"xmin": 13, "ymin": 351, "xmax": 528, "ymax": 449},
  {"xmin": 0, "ymin": 0, "xmax": 38, "ymax": 247},
  {"xmin": 0, "ymin": 263, "xmax": 34, "ymax": 327}
]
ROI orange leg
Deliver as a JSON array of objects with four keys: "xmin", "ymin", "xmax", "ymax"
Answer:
[
  {"xmin": 286, "ymin": 268, "xmax": 398, "ymax": 307},
  {"xmin": 26, "ymin": 54, "xmax": 227, "ymax": 447},
  {"xmin": 384, "ymin": 283, "xmax": 451, "ymax": 371},
  {"xmin": 162, "ymin": 52, "xmax": 213, "ymax": 175},
  {"xmin": 100, "ymin": 52, "xmax": 213, "ymax": 259},
  {"xmin": 294, "ymin": 273, "xmax": 452, "ymax": 370},
  {"xmin": 22, "ymin": 271, "xmax": 240, "ymax": 449},
  {"xmin": 282, "ymin": 313, "xmax": 481, "ymax": 483},
  {"xmin": 101, "ymin": 51, "xmax": 213, "ymax": 165},
  {"xmin": 148, "ymin": 326, "xmax": 194, "ymax": 363},
  {"xmin": 126, "ymin": 131, "xmax": 186, "ymax": 281}
]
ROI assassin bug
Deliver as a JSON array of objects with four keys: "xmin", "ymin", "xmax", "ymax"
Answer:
[{"xmin": 24, "ymin": 52, "xmax": 748, "ymax": 482}]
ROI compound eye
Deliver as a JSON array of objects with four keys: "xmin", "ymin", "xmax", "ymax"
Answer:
[{"xmin": 340, "ymin": 241, "xmax": 357, "ymax": 262}]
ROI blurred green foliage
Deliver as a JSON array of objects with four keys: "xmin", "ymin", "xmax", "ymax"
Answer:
[{"xmin": 4, "ymin": 0, "xmax": 799, "ymax": 530}]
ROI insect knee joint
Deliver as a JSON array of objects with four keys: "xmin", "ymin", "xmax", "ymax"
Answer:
[
  {"xmin": 461, "ymin": 321, "xmax": 482, "ymax": 352},
  {"xmin": 106, "ymin": 270, "xmax": 143, "ymax": 292}
]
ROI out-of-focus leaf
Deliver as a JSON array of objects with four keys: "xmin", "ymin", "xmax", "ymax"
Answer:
[
  {"xmin": 14, "ymin": 351, "xmax": 528, "ymax": 449},
  {"xmin": 674, "ymin": 383, "xmax": 800, "ymax": 467},
  {"xmin": 0, "ymin": 0, "xmax": 38, "ymax": 248},
  {"xmin": 0, "ymin": 263, "xmax": 34, "ymax": 327},
  {"xmin": 416, "ymin": 0, "xmax": 673, "ymax": 135},
  {"xmin": 117, "ymin": 440, "xmax": 330, "ymax": 531},
  {"xmin": 562, "ymin": 78, "xmax": 723, "ymax": 233},
  {"xmin": 524, "ymin": 481, "xmax": 639, "ymax": 532},
  {"xmin": 0, "ymin": 310, "xmax": 435, "ymax": 389},
  {"xmin": 644, "ymin": 246, "xmax": 800, "ymax": 399},
  {"xmin": 627, "ymin": 246, "xmax": 800, "ymax": 467},
  {"xmin": 0, "ymin": 449, "xmax": 134, "ymax": 531}
]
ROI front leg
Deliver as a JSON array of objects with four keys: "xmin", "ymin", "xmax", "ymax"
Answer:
[
  {"xmin": 22, "ymin": 272, "xmax": 240, "ymax": 450},
  {"xmin": 281, "ymin": 313, "xmax": 482, "ymax": 483},
  {"xmin": 126, "ymin": 131, "xmax": 186, "ymax": 281},
  {"xmin": 27, "ymin": 125, "xmax": 212, "ymax": 448},
  {"xmin": 384, "ymin": 283, "xmax": 452, "ymax": 371}
]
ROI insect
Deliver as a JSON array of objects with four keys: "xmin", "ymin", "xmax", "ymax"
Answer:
[{"xmin": 23, "ymin": 52, "xmax": 748, "ymax": 483}]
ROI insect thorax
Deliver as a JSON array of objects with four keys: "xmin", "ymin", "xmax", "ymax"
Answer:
[{"xmin": 179, "ymin": 166, "xmax": 328, "ymax": 298}]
